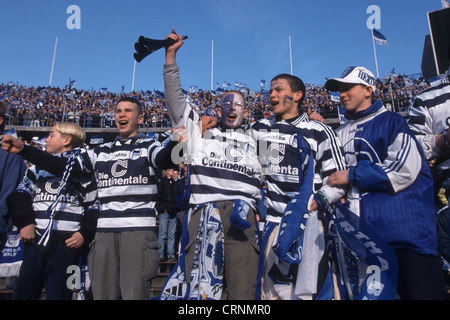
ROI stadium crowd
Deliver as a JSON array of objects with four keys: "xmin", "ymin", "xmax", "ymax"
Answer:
[
  {"xmin": 0, "ymin": 71, "xmax": 429, "ymax": 129},
  {"xmin": 0, "ymin": 58, "xmax": 449, "ymax": 301}
]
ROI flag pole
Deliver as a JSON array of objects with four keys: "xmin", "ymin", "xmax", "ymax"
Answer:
[
  {"xmin": 132, "ymin": 59, "xmax": 136, "ymax": 92},
  {"xmin": 49, "ymin": 36, "xmax": 58, "ymax": 86},
  {"xmin": 289, "ymin": 34, "xmax": 293, "ymax": 75},
  {"xmin": 211, "ymin": 39, "xmax": 214, "ymax": 91},
  {"xmin": 371, "ymin": 29, "xmax": 380, "ymax": 79}
]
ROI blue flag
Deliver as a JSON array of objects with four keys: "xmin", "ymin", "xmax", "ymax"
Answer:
[{"xmin": 372, "ymin": 29, "xmax": 389, "ymax": 47}]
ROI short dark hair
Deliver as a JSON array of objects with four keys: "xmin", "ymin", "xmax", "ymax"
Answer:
[
  {"xmin": 117, "ymin": 97, "xmax": 142, "ymax": 115},
  {"xmin": 271, "ymin": 74, "xmax": 306, "ymax": 107}
]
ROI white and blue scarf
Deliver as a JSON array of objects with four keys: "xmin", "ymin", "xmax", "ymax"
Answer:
[
  {"xmin": 0, "ymin": 227, "xmax": 23, "ymax": 278},
  {"xmin": 160, "ymin": 203, "xmax": 224, "ymax": 300},
  {"xmin": 256, "ymin": 133, "xmax": 319, "ymax": 300},
  {"xmin": 159, "ymin": 199, "xmax": 253, "ymax": 300},
  {"xmin": 38, "ymin": 148, "xmax": 81, "ymax": 246}
]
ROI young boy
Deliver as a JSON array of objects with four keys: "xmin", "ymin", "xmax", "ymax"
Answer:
[{"xmin": 8, "ymin": 122, "xmax": 98, "ymax": 300}]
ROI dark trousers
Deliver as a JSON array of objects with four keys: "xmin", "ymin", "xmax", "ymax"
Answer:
[
  {"xmin": 395, "ymin": 248, "xmax": 446, "ymax": 300},
  {"xmin": 12, "ymin": 238, "xmax": 82, "ymax": 300}
]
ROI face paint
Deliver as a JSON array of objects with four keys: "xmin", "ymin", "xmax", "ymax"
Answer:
[
  {"xmin": 220, "ymin": 93, "xmax": 246, "ymax": 129},
  {"xmin": 284, "ymin": 95, "xmax": 294, "ymax": 103},
  {"xmin": 269, "ymin": 78, "xmax": 301, "ymax": 119}
]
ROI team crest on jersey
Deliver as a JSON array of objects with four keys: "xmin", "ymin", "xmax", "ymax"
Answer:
[
  {"xmin": 267, "ymin": 143, "xmax": 285, "ymax": 165},
  {"xmin": 44, "ymin": 177, "xmax": 61, "ymax": 194},
  {"xmin": 130, "ymin": 148, "xmax": 142, "ymax": 160},
  {"xmin": 111, "ymin": 160, "xmax": 128, "ymax": 178},
  {"xmin": 224, "ymin": 141, "xmax": 244, "ymax": 162}
]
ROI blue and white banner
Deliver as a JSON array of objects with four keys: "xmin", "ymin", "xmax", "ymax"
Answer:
[
  {"xmin": 333, "ymin": 203, "xmax": 398, "ymax": 300},
  {"xmin": 330, "ymin": 91, "xmax": 341, "ymax": 102},
  {"xmin": 89, "ymin": 134, "xmax": 104, "ymax": 145}
]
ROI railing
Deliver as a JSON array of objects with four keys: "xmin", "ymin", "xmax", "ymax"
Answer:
[{"xmin": 3, "ymin": 97, "xmax": 414, "ymax": 129}]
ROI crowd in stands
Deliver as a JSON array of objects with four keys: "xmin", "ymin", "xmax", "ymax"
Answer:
[{"xmin": 0, "ymin": 71, "xmax": 429, "ymax": 129}]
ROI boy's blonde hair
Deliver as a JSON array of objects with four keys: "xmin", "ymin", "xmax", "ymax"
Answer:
[{"xmin": 54, "ymin": 122, "xmax": 86, "ymax": 148}]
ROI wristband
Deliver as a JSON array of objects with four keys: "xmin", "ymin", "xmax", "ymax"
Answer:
[{"xmin": 313, "ymin": 191, "xmax": 328, "ymax": 211}]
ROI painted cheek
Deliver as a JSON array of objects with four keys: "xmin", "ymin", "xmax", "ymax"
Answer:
[{"xmin": 284, "ymin": 95, "xmax": 294, "ymax": 103}]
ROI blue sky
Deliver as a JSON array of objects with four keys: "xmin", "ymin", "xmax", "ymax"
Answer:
[{"xmin": 0, "ymin": 0, "xmax": 444, "ymax": 93}]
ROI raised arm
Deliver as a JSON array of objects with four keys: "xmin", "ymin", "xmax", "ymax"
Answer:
[
  {"xmin": 163, "ymin": 30, "xmax": 188, "ymax": 126},
  {"xmin": 2, "ymin": 135, "xmax": 67, "ymax": 175}
]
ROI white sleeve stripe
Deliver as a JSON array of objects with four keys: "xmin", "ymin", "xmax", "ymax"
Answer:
[{"xmin": 317, "ymin": 122, "xmax": 346, "ymax": 171}]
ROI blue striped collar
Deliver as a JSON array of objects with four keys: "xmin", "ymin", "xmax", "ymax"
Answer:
[{"xmin": 344, "ymin": 99, "xmax": 383, "ymax": 121}]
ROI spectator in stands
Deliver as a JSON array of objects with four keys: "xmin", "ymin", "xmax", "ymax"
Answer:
[
  {"xmin": 7, "ymin": 122, "xmax": 98, "ymax": 300},
  {"xmin": 157, "ymin": 168, "xmax": 180, "ymax": 261},
  {"xmin": 160, "ymin": 31, "xmax": 262, "ymax": 300},
  {"xmin": 407, "ymin": 76, "xmax": 450, "ymax": 279},
  {"xmin": 250, "ymin": 73, "xmax": 347, "ymax": 300},
  {"xmin": 407, "ymin": 78, "xmax": 450, "ymax": 203},
  {"xmin": 325, "ymin": 66, "xmax": 445, "ymax": 300},
  {"xmin": 0, "ymin": 102, "xmax": 26, "ymax": 252}
]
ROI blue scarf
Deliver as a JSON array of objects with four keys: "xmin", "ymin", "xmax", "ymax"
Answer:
[
  {"xmin": 317, "ymin": 203, "xmax": 398, "ymax": 300},
  {"xmin": 273, "ymin": 133, "xmax": 315, "ymax": 263},
  {"xmin": 159, "ymin": 199, "xmax": 254, "ymax": 300}
]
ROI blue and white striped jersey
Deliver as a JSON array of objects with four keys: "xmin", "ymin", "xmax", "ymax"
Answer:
[
  {"xmin": 250, "ymin": 113, "xmax": 347, "ymax": 223},
  {"xmin": 407, "ymin": 82, "xmax": 450, "ymax": 183},
  {"xmin": 80, "ymin": 134, "xmax": 165, "ymax": 232},
  {"xmin": 164, "ymin": 63, "xmax": 262, "ymax": 208},
  {"xmin": 17, "ymin": 149, "xmax": 97, "ymax": 237},
  {"xmin": 177, "ymin": 104, "xmax": 262, "ymax": 207}
]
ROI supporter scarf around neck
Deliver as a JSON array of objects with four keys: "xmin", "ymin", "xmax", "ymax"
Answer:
[
  {"xmin": 257, "ymin": 132, "xmax": 320, "ymax": 300},
  {"xmin": 38, "ymin": 148, "xmax": 81, "ymax": 246},
  {"xmin": 272, "ymin": 133, "xmax": 315, "ymax": 263}
]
